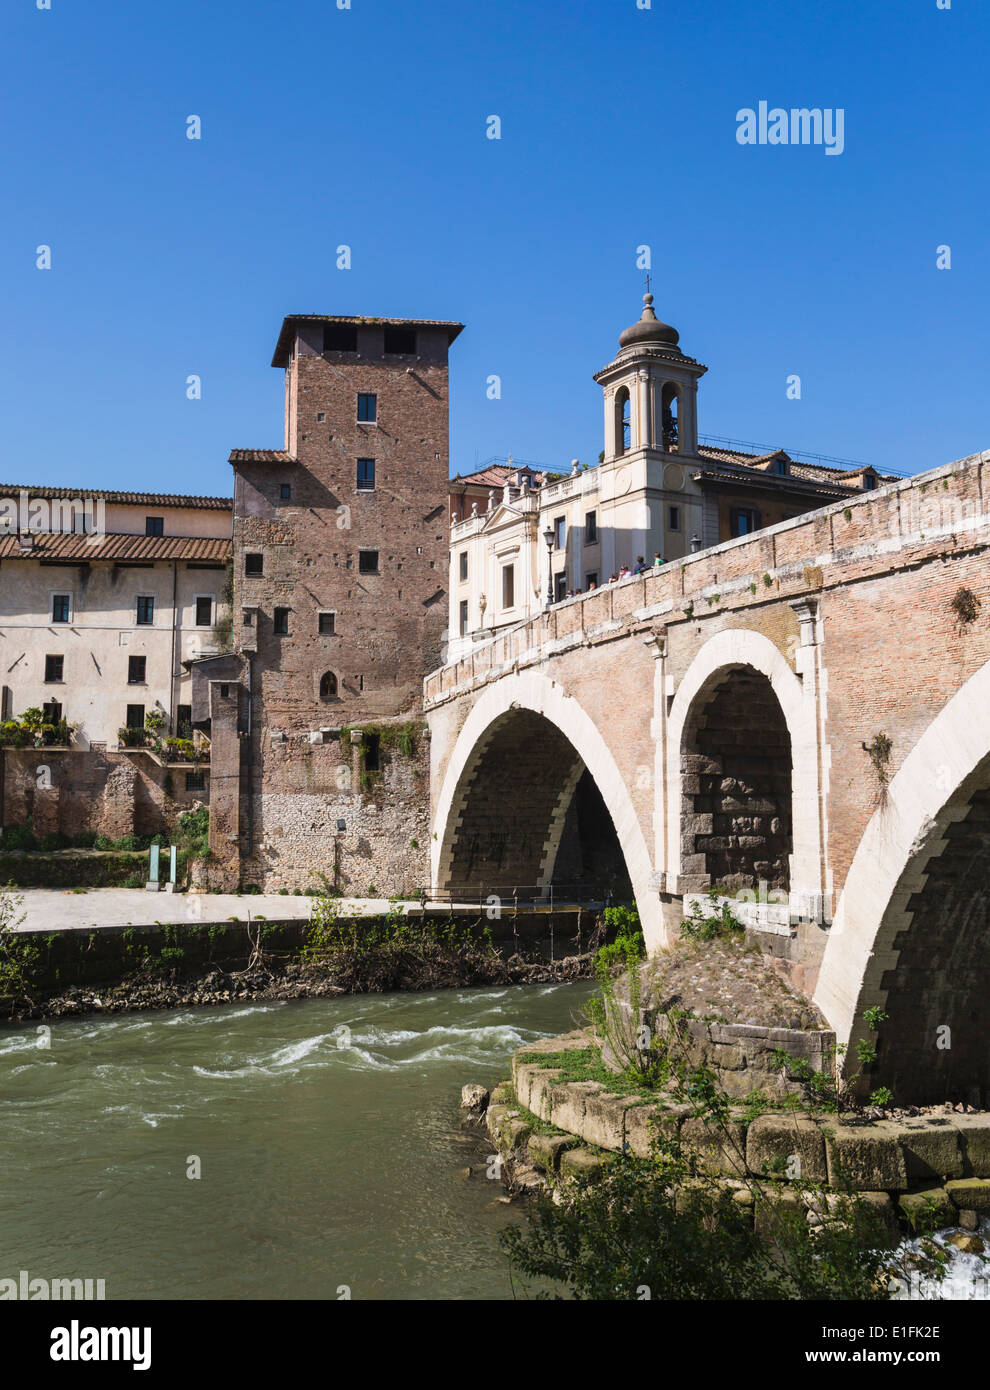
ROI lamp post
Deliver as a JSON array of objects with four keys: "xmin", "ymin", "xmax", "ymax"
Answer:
[{"xmin": 543, "ymin": 525, "xmax": 555, "ymax": 606}]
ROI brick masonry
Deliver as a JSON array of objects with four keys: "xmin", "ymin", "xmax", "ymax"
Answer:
[{"xmin": 0, "ymin": 747, "xmax": 205, "ymax": 841}]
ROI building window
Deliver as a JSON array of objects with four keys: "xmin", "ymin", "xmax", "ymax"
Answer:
[
  {"xmin": 359, "ymin": 550, "xmax": 379, "ymax": 575},
  {"xmin": 584, "ymin": 511, "xmax": 598, "ymax": 544},
  {"xmin": 145, "ymin": 517, "xmax": 164, "ymax": 537},
  {"xmin": 363, "ymin": 732, "xmax": 381, "ymax": 770},
  {"xmin": 195, "ymin": 595, "xmax": 213, "ymax": 627},
  {"xmin": 186, "ymin": 771, "xmax": 206, "ymax": 792},
  {"xmin": 44, "ymin": 655, "xmax": 64, "ymax": 683},
  {"xmin": 126, "ymin": 703, "xmax": 145, "ymax": 729},
  {"xmin": 554, "ymin": 573, "xmax": 567, "ymax": 602},
  {"xmin": 458, "ymin": 551, "xmax": 468, "ymax": 582},
  {"xmin": 42, "ymin": 700, "xmax": 62, "ymax": 724},
  {"xmin": 863, "ymin": 473, "xmax": 877, "ymax": 491},
  {"xmin": 774, "ymin": 457, "xmax": 789, "ymax": 476},
  {"xmin": 730, "ymin": 508, "xmax": 759, "ymax": 538},
  {"xmin": 279, "ymin": 483, "xmax": 292, "ymax": 500},
  {"xmin": 128, "ymin": 655, "xmax": 146, "ymax": 684},
  {"xmin": 357, "ymin": 458, "xmax": 376, "ymax": 491},
  {"xmin": 52, "ymin": 594, "xmax": 71, "ymax": 624},
  {"xmin": 319, "ymin": 671, "xmax": 338, "ymax": 700},
  {"xmin": 273, "ymin": 607, "xmax": 289, "ymax": 635},
  {"xmin": 357, "ymin": 393, "xmax": 377, "ymax": 422},
  {"xmin": 459, "ymin": 600, "xmax": 469, "ymax": 637},
  {"xmin": 668, "ymin": 505, "xmax": 681, "ymax": 531},
  {"xmin": 585, "ymin": 571, "xmax": 598, "ymax": 589},
  {"xmin": 502, "ymin": 563, "xmax": 515, "ymax": 609},
  {"xmin": 383, "ymin": 327, "xmax": 416, "ymax": 355},
  {"xmin": 323, "ymin": 323, "xmax": 357, "ymax": 352},
  {"xmin": 554, "ymin": 516, "xmax": 566, "ymax": 550},
  {"xmin": 136, "ymin": 596, "xmax": 155, "ymax": 625},
  {"xmin": 319, "ymin": 611, "xmax": 336, "ymax": 635},
  {"xmin": 245, "ymin": 553, "xmax": 263, "ymax": 576},
  {"xmin": 176, "ymin": 704, "xmax": 192, "ymax": 738}
]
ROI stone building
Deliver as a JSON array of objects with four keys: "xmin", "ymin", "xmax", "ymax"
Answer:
[
  {"xmin": 0, "ymin": 486, "xmax": 232, "ymax": 841},
  {"xmin": 192, "ymin": 313, "xmax": 463, "ymax": 893},
  {"xmin": 446, "ymin": 296, "xmax": 892, "ymax": 662}
]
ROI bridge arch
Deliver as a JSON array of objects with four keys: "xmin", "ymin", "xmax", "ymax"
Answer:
[
  {"xmin": 665, "ymin": 629, "xmax": 822, "ymax": 905},
  {"xmin": 431, "ymin": 671, "xmax": 659, "ymax": 947},
  {"xmin": 814, "ymin": 658, "xmax": 990, "ymax": 1103}
]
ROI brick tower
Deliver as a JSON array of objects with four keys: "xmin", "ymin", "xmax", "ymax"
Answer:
[{"xmin": 196, "ymin": 313, "xmax": 463, "ymax": 892}]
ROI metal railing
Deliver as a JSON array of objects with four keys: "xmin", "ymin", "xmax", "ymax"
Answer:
[{"xmin": 416, "ymin": 882, "xmax": 628, "ymax": 911}]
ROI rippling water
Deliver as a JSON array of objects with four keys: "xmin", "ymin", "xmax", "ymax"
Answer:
[{"xmin": 0, "ymin": 983, "xmax": 595, "ymax": 1301}]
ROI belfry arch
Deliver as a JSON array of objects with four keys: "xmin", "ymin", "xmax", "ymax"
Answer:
[{"xmin": 431, "ymin": 672, "xmax": 658, "ymax": 946}]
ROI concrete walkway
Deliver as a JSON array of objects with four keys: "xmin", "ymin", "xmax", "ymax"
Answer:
[{"xmin": 5, "ymin": 888, "xmax": 419, "ymax": 934}]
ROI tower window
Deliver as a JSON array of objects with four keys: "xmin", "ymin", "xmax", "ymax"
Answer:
[
  {"xmin": 357, "ymin": 394, "xmax": 377, "ymax": 422},
  {"xmin": 319, "ymin": 671, "xmax": 338, "ymax": 700},
  {"xmin": 383, "ymin": 327, "xmax": 416, "ymax": 355},
  {"xmin": 615, "ymin": 387, "xmax": 631, "ymax": 454},
  {"xmin": 357, "ymin": 458, "xmax": 376, "ymax": 491},
  {"xmin": 273, "ymin": 607, "xmax": 289, "ymax": 635},
  {"xmin": 359, "ymin": 550, "xmax": 379, "ymax": 575},
  {"xmin": 52, "ymin": 593, "xmax": 71, "ymax": 623},
  {"xmin": 319, "ymin": 611, "xmax": 336, "ymax": 635},
  {"xmin": 45, "ymin": 655, "xmax": 64, "ymax": 683},
  {"xmin": 323, "ymin": 323, "xmax": 357, "ymax": 352},
  {"xmin": 245, "ymin": 553, "xmax": 263, "ymax": 576},
  {"xmin": 661, "ymin": 384, "xmax": 680, "ymax": 452},
  {"xmin": 363, "ymin": 732, "xmax": 381, "ymax": 770},
  {"xmin": 145, "ymin": 516, "xmax": 164, "ymax": 537}
]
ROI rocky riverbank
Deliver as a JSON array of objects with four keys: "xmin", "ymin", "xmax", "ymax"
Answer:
[{"xmin": 6, "ymin": 949, "xmax": 596, "ymax": 1023}]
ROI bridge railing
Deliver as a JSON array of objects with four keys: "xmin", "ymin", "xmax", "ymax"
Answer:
[{"xmin": 415, "ymin": 882, "xmax": 628, "ymax": 912}]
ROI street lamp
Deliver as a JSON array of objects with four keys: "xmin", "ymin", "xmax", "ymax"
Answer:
[{"xmin": 543, "ymin": 525, "xmax": 555, "ymax": 606}]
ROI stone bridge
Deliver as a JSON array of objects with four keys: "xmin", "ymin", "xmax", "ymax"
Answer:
[{"xmin": 425, "ymin": 449, "xmax": 990, "ymax": 1103}]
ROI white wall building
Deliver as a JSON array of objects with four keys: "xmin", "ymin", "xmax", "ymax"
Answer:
[{"xmin": 0, "ymin": 487, "xmax": 232, "ymax": 747}]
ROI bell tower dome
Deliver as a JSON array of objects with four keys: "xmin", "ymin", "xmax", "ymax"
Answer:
[{"xmin": 594, "ymin": 293, "xmax": 707, "ymax": 461}]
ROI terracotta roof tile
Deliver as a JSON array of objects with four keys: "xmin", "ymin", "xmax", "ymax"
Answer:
[
  {"xmin": 0, "ymin": 483, "xmax": 231, "ymax": 509},
  {"xmin": 0, "ymin": 532, "xmax": 232, "ymax": 563},
  {"xmin": 228, "ymin": 449, "xmax": 297, "ymax": 464}
]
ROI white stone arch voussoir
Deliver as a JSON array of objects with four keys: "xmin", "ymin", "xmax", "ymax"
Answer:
[
  {"xmin": 431, "ymin": 670, "xmax": 660, "ymax": 949},
  {"xmin": 665, "ymin": 628, "xmax": 820, "ymax": 900},
  {"xmin": 813, "ymin": 657, "xmax": 990, "ymax": 1046}
]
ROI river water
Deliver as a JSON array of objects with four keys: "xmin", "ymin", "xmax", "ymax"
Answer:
[
  {"xmin": 2, "ymin": 979, "xmax": 985, "ymax": 1301},
  {"xmin": 0, "ymin": 982, "xmax": 595, "ymax": 1301}
]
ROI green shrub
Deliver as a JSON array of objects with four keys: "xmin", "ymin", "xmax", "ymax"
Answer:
[{"xmin": 1, "ymin": 821, "xmax": 38, "ymax": 852}]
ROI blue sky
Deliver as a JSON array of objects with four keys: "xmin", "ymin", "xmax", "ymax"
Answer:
[{"xmin": 1, "ymin": 0, "xmax": 987, "ymax": 497}]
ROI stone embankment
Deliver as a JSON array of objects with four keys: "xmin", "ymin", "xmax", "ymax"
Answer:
[{"xmin": 461, "ymin": 1027, "xmax": 990, "ymax": 1245}]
